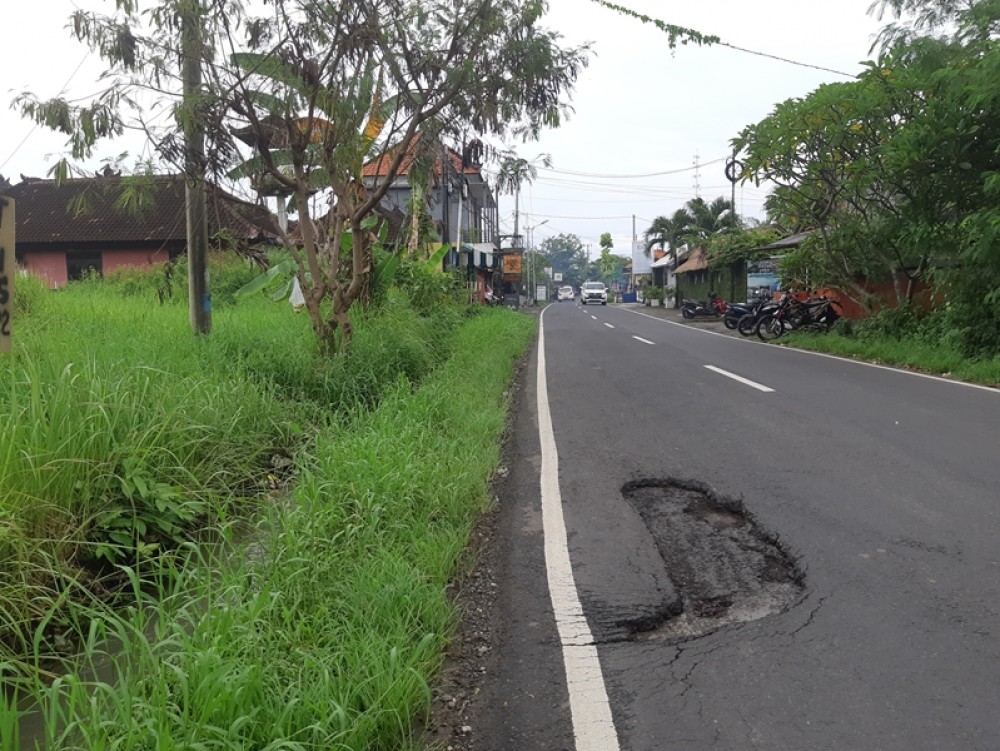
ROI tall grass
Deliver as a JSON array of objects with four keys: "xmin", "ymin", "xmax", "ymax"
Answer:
[
  {"xmin": 781, "ymin": 306, "xmax": 1000, "ymax": 386},
  {"xmin": 2, "ymin": 267, "xmax": 535, "ymax": 749}
]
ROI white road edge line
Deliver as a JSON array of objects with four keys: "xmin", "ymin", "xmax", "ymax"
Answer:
[
  {"xmin": 604, "ymin": 322, "xmax": 615, "ymax": 329},
  {"xmin": 704, "ymin": 364, "xmax": 775, "ymax": 392},
  {"xmin": 537, "ymin": 309, "xmax": 622, "ymax": 751},
  {"xmin": 633, "ymin": 336, "xmax": 655, "ymax": 345},
  {"xmin": 625, "ymin": 307, "xmax": 999, "ymax": 394}
]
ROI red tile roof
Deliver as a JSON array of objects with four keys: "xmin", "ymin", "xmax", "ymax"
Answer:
[
  {"xmin": 8, "ymin": 175, "xmax": 275, "ymax": 245},
  {"xmin": 362, "ymin": 141, "xmax": 481, "ymax": 179}
]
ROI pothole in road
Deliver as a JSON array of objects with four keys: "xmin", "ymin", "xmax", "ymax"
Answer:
[{"xmin": 623, "ymin": 477, "xmax": 805, "ymax": 643}]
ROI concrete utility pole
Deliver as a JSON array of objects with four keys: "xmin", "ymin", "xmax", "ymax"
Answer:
[{"xmin": 182, "ymin": 0, "xmax": 211, "ymax": 335}]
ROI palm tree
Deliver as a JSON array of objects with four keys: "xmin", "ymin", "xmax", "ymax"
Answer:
[
  {"xmin": 683, "ymin": 196, "xmax": 738, "ymax": 239},
  {"xmin": 645, "ymin": 196, "xmax": 739, "ymax": 262},
  {"xmin": 644, "ymin": 207, "xmax": 694, "ymax": 261},
  {"xmin": 495, "ymin": 150, "xmax": 551, "ymax": 245}
]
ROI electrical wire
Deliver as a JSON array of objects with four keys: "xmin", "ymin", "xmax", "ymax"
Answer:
[{"xmin": 0, "ymin": 51, "xmax": 92, "ymax": 172}]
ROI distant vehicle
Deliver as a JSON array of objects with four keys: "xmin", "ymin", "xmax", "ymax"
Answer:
[
  {"xmin": 557, "ymin": 285, "xmax": 575, "ymax": 302},
  {"xmin": 580, "ymin": 281, "xmax": 608, "ymax": 305}
]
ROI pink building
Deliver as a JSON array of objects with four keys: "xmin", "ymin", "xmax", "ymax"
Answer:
[{"xmin": 7, "ymin": 175, "xmax": 274, "ymax": 288}]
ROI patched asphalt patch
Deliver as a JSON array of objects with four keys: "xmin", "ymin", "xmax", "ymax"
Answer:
[{"xmin": 623, "ymin": 477, "xmax": 805, "ymax": 642}]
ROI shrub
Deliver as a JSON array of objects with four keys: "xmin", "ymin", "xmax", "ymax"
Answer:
[{"xmin": 11, "ymin": 270, "xmax": 48, "ymax": 318}]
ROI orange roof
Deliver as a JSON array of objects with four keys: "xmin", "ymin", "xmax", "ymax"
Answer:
[{"xmin": 363, "ymin": 138, "xmax": 480, "ymax": 179}]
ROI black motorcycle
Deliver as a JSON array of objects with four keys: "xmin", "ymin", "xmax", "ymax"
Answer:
[
  {"xmin": 737, "ymin": 295, "xmax": 783, "ymax": 337},
  {"xmin": 724, "ymin": 300, "xmax": 756, "ymax": 329}
]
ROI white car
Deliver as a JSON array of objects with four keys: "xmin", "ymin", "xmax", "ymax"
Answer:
[
  {"xmin": 580, "ymin": 281, "xmax": 608, "ymax": 305},
  {"xmin": 557, "ymin": 285, "xmax": 575, "ymax": 302}
]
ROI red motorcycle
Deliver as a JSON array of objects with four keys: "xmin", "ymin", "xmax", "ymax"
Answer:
[{"xmin": 680, "ymin": 292, "xmax": 727, "ymax": 319}]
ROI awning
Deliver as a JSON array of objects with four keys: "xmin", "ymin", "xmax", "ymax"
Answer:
[
  {"xmin": 467, "ymin": 242, "xmax": 498, "ymax": 270},
  {"xmin": 754, "ymin": 231, "xmax": 812, "ymax": 252},
  {"xmin": 674, "ymin": 248, "xmax": 708, "ymax": 274},
  {"xmin": 651, "ymin": 254, "xmax": 673, "ymax": 269}
]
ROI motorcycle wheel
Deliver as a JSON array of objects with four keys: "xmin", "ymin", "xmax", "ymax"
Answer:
[
  {"xmin": 756, "ymin": 315, "xmax": 786, "ymax": 341},
  {"xmin": 681, "ymin": 307, "xmax": 694, "ymax": 319},
  {"xmin": 738, "ymin": 315, "xmax": 756, "ymax": 337},
  {"xmin": 724, "ymin": 315, "xmax": 739, "ymax": 330}
]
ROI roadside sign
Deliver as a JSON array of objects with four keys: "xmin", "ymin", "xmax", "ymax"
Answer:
[
  {"xmin": 502, "ymin": 252, "xmax": 523, "ymax": 281},
  {"xmin": 0, "ymin": 198, "xmax": 13, "ymax": 353},
  {"xmin": 553, "ymin": 272, "xmax": 563, "ymax": 282}
]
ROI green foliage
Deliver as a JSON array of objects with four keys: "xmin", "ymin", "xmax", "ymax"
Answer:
[
  {"xmin": 940, "ymin": 272, "xmax": 1000, "ymax": 358},
  {"xmin": 393, "ymin": 260, "xmax": 467, "ymax": 314},
  {"xmin": 539, "ymin": 233, "xmax": 588, "ymax": 288},
  {"xmin": 706, "ymin": 226, "xmax": 783, "ymax": 267},
  {"xmin": 11, "ymin": 271, "xmax": 48, "ymax": 318},
  {"xmin": 588, "ymin": 0, "xmax": 721, "ymax": 48},
  {"xmin": 0, "ymin": 289, "xmax": 537, "ymax": 749}
]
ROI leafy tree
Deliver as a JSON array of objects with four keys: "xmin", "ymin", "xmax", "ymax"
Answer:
[
  {"xmin": 16, "ymin": 0, "xmax": 589, "ymax": 354},
  {"xmin": 539, "ymin": 233, "xmax": 588, "ymax": 287},
  {"xmin": 599, "ymin": 232, "xmax": 614, "ymax": 254},
  {"xmin": 732, "ymin": 74, "xmax": 935, "ymax": 307}
]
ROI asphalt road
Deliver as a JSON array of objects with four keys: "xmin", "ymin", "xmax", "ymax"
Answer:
[{"xmin": 473, "ymin": 301, "xmax": 1000, "ymax": 751}]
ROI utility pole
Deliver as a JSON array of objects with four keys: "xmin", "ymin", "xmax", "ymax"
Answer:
[
  {"xmin": 441, "ymin": 142, "xmax": 451, "ymax": 266},
  {"xmin": 182, "ymin": 0, "xmax": 211, "ymax": 335}
]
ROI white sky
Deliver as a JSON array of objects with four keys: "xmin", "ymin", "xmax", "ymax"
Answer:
[{"xmin": 0, "ymin": 0, "xmax": 888, "ymax": 260}]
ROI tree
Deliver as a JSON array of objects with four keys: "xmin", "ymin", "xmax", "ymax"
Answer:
[
  {"xmin": 496, "ymin": 151, "xmax": 552, "ymax": 246},
  {"xmin": 644, "ymin": 196, "xmax": 736, "ymax": 270},
  {"xmin": 683, "ymin": 196, "xmax": 737, "ymax": 237},
  {"xmin": 644, "ymin": 208, "xmax": 694, "ymax": 261},
  {"xmin": 539, "ymin": 233, "xmax": 588, "ymax": 287},
  {"xmin": 17, "ymin": 0, "xmax": 590, "ymax": 354},
  {"xmin": 732, "ymin": 75, "xmax": 933, "ymax": 307},
  {"xmin": 596, "ymin": 231, "xmax": 619, "ymax": 282}
]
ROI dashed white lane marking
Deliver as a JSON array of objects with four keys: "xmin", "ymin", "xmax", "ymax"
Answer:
[
  {"xmin": 537, "ymin": 309, "xmax": 622, "ymax": 751},
  {"xmin": 604, "ymin": 323, "xmax": 615, "ymax": 329},
  {"xmin": 632, "ymin": 336, "xmax": 655, "ymax": 345},
  {"xmin": 625, "ymin": 307, "xmax": 998, "ymax": 394},
  {"xmin": 591, "ymin": 315, "xmax": 598, "ymax": 320},
  {"xmin": 704, "ymin": 364, "xmax": 775, "ymax": 392}
]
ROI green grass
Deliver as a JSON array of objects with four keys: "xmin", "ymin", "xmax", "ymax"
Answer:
[
  {"xmin": 780, "ymin": 331, "xmax": 1000, "ymax": 387},
  {"xmin": 1, "ymin": 271, "xmax": 535, "ymax": 750}
]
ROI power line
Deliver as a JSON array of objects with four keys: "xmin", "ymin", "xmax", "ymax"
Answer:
[
  {"xmin": 589, "ymin": 0, "xmax": 855, "ymax": 78},
  {"xmin": 536, "ymin": 158, "xmax": 726, "ymax": 179},
  {"xmin": 0, "ymin": 51, "xmax": 92, "ymax": 172}
]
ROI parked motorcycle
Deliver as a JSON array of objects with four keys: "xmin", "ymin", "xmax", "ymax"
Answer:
[
  {"xmin": 681, "ymin": 292, "xmax": 726, "ymax": 319},
  {"xmin": 724, "ymin": 300, "xmax": 756, "ymax": 329},
  {"xmin": 755, "ymin": 295, "xmax": 841, "ymax": 341},
  {"xmin": 484, "ymin": 288, "xmax": 502, "ymax": 306},
  {"xmin": 737, "ymin": 295, "xmax": 782, "ymax": 337}
]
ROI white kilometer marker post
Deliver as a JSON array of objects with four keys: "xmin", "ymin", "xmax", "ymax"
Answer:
[
  {"xmin": 704, "ymin": 365, "xmax": 775, "ymax": 392},
  {"xmin": 537, "ymin": 311, "xmax": 622, "ymax": 751}
]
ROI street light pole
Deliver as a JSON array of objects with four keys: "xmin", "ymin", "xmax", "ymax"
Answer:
[{"xmin": 526, "ymin": 219, "xmax": 548, "ymax": 304}]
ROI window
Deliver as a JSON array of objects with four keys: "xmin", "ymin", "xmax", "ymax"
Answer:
[{"xmin": 67, "ymin": 251, "xmax": 103, "ymax": 281}]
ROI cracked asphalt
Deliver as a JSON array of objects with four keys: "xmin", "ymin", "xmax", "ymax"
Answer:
[{"xmin": 428, "ymin": 302, "xmax": 1000, "ymax": 750}]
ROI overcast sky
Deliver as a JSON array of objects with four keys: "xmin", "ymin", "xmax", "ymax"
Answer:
[{"xmin": 1, "ymin": 0, "xmax": 889, "ymax": 259}]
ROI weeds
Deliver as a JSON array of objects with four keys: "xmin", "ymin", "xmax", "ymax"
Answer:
[{"xmin": 1, "ymin": 270, "xmax": 534, "ymax": 750}]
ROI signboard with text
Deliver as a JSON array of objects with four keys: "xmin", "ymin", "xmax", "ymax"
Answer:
[
  {"xmin": 502, "ymin": 252, "xmax": 523, "ymax": 281},
  {"xmin": 0, "ymin": 198, "xmax": 13, "ymax": 353},
  {"xmin": 747, "ymin": 256, "xmax": 782, "ymax": 294}
]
